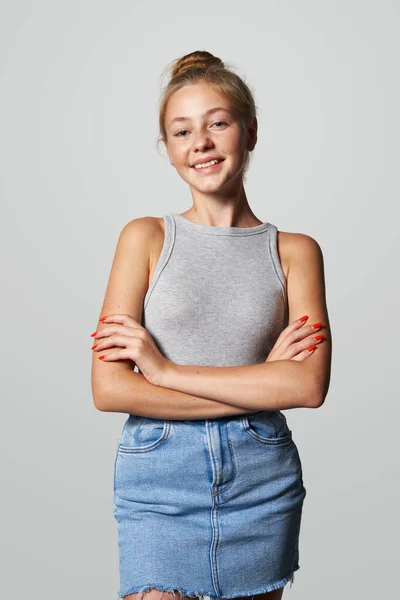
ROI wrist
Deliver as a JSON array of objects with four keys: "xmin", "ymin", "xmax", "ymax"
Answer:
[{"xmin": 159, "ymin": 360, "xmax": 179, "ymax": 388}]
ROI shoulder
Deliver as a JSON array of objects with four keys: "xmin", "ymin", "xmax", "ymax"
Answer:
[
  {"xmin": 118, "ymin": 215, "xmax": 166, "ymax": 270},
  {"xmin": 276, "ymin": 229, "xmax": 323, "ymax": 279},
  {"xmin": 119, "ymin": 215, "xmax": 163, "ymax": 240},
  {"xmin": 117, "ymin": 215, "xmax": 165, "ymax": 252}
]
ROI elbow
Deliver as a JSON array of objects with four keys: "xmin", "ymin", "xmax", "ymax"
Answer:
[
  {"xmin": 306, "ymin": 375, "xmax": 330, "ymax": 409},
  {"xmin": 91, "ymin": 372, "xmax": 120, "ymax": 412},
  {"xmin": 91, "ymin": 381, "xmax": 112, "ymax": 412},
  {"xmin": 95, "ymin": 401, "xmax": 109, "ymax": 412},
  {"xmin": 93, "ymin": 392, "xmax": 109, "ymax": 412},
  {"xmin": 307, "ymin": 392, "xmax": 325, "ymax": 409}
]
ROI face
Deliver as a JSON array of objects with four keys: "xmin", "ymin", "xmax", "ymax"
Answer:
[{"xmin": 163, "ymin": 81, "xmax": 257, "ymax": 195}]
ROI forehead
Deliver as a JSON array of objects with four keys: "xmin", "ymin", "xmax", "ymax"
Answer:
[{"xmin": 165, "ymin": 82, "xmax": 233, "ymax": 126}]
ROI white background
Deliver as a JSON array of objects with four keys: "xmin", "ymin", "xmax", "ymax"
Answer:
[{"xmin": 1, "ymin": 1, "xmax": 399, "ymax": 598}]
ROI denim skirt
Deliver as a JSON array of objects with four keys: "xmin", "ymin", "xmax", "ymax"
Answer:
[{"xmin": 113, "ymin": 410, "xmax": 307, "ymax": 600}]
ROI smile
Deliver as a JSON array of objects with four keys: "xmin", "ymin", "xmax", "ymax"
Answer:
[{"xmin": 191, "ymin": 159, "xmax": 224, "ymax": 172}]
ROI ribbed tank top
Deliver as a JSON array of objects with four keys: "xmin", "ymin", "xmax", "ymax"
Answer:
[{"xmin": 141, "ymin": 213, "xmax": 288, "ymax": 369}]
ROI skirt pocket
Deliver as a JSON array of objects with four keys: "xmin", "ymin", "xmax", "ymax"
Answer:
[
  {"xmin": 117, "ymin": 414, "xmax": 171, "ymax": 453},
  {"xmin": 242, "ymin": 410, "xmax": 293, "ymax": 445}
]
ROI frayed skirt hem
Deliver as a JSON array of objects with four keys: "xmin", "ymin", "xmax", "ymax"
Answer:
[{"xmin": 117, "ymin": 565, "xmax": 299, "ymax": 599}]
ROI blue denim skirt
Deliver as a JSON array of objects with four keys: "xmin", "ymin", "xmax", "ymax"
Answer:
[{"xmin": 113, "ymin": 410, "xmax": 307, "ymax": 600}]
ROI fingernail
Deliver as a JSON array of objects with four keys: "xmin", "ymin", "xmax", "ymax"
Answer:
[
  {"xmin": 307, "ymin": 345, "xmax": 317, "ymax": 352},
  {"xmin": 98, "ymin": 355, "xmax": 106, "ymax": 360},
  {"xmin": 311, "ymin": 322, "xmax": 323, "ymax": 329},
  {"xmin": 314, "ymin": 335, "xmax": 324, "ymax": 340},
  {"xmin": 298, "ymin": 315, "xmax": 308, "ymax": 322},
  {"xmin": 91, "ymin": 344, "xmax": 98, "ymax": 350},
  {"xmin": 90, "ymin": 331, "xmax": 98, "ymax": 337},
  {"xmin": 99, "ymin": 316, "xmax": 108, "ymax": 322}
]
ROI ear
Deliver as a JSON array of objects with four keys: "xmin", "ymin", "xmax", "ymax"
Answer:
[
  {"xmin": 163, "ymin": 139, "xmax": 175, "ymax": 165},
  {"xmin": 246, "ymin": 116, "xmax": 258, "ymax": 152}
]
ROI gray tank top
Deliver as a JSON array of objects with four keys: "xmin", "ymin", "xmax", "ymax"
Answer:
[{"xmin": 141, "ymin": 213, "xmax": 288, "ymax": 368}]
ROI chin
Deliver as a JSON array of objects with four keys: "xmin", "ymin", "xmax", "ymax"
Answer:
[{"xmin": 192, "ymin": 180, "xmax": 227, "ymax": 191}]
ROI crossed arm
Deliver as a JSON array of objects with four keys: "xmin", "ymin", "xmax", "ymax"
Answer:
[
  {"xmin": 94, "ymin": 230, "xmax": 331, "ymax": 419},
  {"xmin": 159, "ymin": 233, "xmax": 332, "ymax": 411}
]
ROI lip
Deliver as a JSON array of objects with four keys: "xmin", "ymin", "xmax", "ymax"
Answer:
[{"xmin": 191, "ymin": 158, "xmax": 225, "ymax": 173}]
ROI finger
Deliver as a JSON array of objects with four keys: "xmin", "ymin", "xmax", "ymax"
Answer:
[
  {"xmin": 296, "ymin": 333, "xmax": 324, "ymax": 354},
  {"xmin": 93, "ymin": 325, "xmax": 145, "ymax": 341},
  {"xmin": 98, "ymin": 348, "xmax": 134, "ymax": 361},
  {"xmin": 290, "ymin": 344, "xmax": 318, "ymax": 361},
  {"xmin": 93, "ymin": 334, "xmax": 137, "ymax": 351},
  {"xmin": 99, "ymin": 314, "xmax": 143, "ymax": 329},
  {"xmin": 273, "ymin": 315, "xmax": 309, "ymax": 350},
  {"xmin": 279, "ymin": 320, "xmax": 324, "ymax": 352},
  {"xmin": 286, "ymin": 333, "xmax": 324, "ymax": 359}
]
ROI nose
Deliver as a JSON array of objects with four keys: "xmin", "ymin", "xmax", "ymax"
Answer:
[{"xmin": 192, "ymin": 129, "xmax": 214, "ymax": 152}]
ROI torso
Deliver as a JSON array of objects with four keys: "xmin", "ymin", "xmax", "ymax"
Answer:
[{"xmin": 147, "ymin": 215, "xmax": 293, "ymax": 292}]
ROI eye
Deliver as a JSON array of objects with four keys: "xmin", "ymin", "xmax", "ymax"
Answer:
[
  {"xmin": 175, "ymin": 130, "xmax": 189, "ymax": 138},
  {"xmin": 175, "ymin": 121, "xmax": 228, "ymax": 138}
]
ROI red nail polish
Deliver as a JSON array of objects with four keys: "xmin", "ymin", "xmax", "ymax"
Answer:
[
  {"xmin": 311, "ymin": 322, "xmax": 323, "ymax": 329},
  {"xmin": 90, "ymin": 331, "xmax": 97, "ymax": 337},
  {"xmin": 298, "ymin": 315, "xmax": 308, "ymax": 322},
  {"xmin": 98, "ymin": 355, "xmax": 106, "ymax": 360},
  {"xmin": 314, "ymin": 335, "xmax": 324, "ymax": 341},
  {"xmin": 307, "ymin": 345, "xmax": 317, "ymax": 352},
  {"xmin": 99, "ymin": 316, "xmax": 108, "ymax": 322},
  {"xmin": 91, "ymin": 344, "xmax": 98, "ymax": 350}
]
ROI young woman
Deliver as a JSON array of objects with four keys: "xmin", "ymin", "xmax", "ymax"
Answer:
[{"xmin": 91, "ymin": 50, "xmax": 332, "ymax": 600}]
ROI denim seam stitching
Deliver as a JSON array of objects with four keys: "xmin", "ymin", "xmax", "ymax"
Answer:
[{"xmin": 118, "ymin": 420, "xmax": 170, "ymax": 453}]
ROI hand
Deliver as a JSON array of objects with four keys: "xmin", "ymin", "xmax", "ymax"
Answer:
[
  {"xmin": 91, "ymin": 314, "xmax": 173, "ymax": 386},
  {"xmin": 265, "ymin": 315, "xmax": 324, "ymax": 363}
]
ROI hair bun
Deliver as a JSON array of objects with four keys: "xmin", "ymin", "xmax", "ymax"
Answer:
[{"xmin": 171, "ymin": 51, "xmax": 224, "ymax": 79}]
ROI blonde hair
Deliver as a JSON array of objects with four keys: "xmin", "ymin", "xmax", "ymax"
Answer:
[{"xmin": 157, "ymin": 50, "xmax": 258, "ymax": 177}]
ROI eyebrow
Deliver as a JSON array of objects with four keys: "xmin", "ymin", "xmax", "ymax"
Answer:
[{"xmin": 168, "ymin": 107, "xmax": 232, "ymax": 128}]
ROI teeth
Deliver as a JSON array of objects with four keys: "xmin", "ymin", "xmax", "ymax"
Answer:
[{"xmin": 194, "ymin": 159, "xmax": 221, "ymax": 169}]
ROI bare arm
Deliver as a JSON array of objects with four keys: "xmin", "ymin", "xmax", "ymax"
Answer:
[
  {"xmin": 92, "ymin": 223, "xmax": 331, "ymax": 416},
  {"xmin": 91, "ymin": 217, "xmax": 259, "ymax": 419},
  {"xmin": 155, "ymin": 232, "xmax": 332, "ymax": 411},
  {"xmin": 96, "ymin": 368, "xmax": 261, "ymax": 419},
  {"xmin": 159, "ymin": 359, "xmax": 317, "ymax": 411}
]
